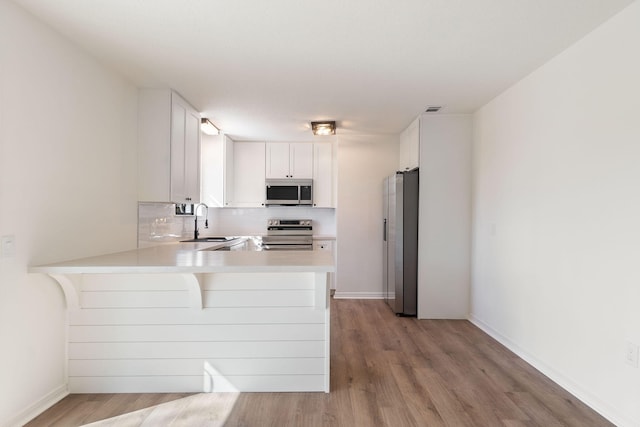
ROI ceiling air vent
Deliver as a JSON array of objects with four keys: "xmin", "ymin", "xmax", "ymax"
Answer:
[{"xmin": 425, "ymin": 106, "xmax": 442, "ymax": 113}]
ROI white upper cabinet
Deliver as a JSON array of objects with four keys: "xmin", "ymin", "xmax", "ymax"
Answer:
[
  {"xmin": 138, "ymin": 89, "xmax": 201, "ymax": 203},
  {"xmin": 313, "ymin": 142, "xmax": 335, "ymax": 208},
  {"xmin": 200, "ymin": 134, "xmax": 234, "ymax": 207},
  {"xmin": 223, "ymin": 135, "xmax": 234, "ymax": 206},
  {"xmin": 399, "ymin": 116, "xmax": 420, "ymax": 171},
  {"xmin": 265, "ymin": 143, "xmax": 290, "ymax": 178},
  {"xmin": 233, "ymin": 142, "xmax": 266, "ymax": 207},
  {"xmin": 265, "ymin": 142, "xmax": 313, "ymax": 179},
  {"xmin": 290, "ymin": 143, "xmax": 313, "ymax": 179},
  {"xmin": 171, "ymin": 95, "xmax": 201, "ymax": 203}
]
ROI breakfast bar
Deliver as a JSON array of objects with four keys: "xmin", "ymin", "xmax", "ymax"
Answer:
[{"xmin": 29, "ymin": 241, "xmax": 334, "ymax": 394}]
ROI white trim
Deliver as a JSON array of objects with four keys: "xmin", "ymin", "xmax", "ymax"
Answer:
[
  {"xmin": 469, "ymin": 314, "xmax": 637, "ymax": 427},
  {"xmin": 5, "ymin": 384, "xmax": 68, "ymax": 427},
  {"xmin": 332, "ymin": 291, "xmax": 384, "ymax": 299}
]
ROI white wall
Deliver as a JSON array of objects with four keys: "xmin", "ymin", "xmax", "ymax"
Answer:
[
  {"xmin": 0, "ymin": 2, "xmax": 138, "ymax": 425},
  {"xmin": 335, "ymin": 134, "xmax": 398, "ymax": 298},
  {"xmin": 418, "ymin": 115, "xmax": 471, "ymax": 319},
  {"xmin": 471, "ymin": 2, "xmax": 640, "ymax": 426}
]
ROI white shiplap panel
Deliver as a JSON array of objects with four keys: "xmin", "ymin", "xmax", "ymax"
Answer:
[
  {"xmin": 69, "ymin": 358, "xmax": 325, "ymax": 376},
  {"xmin": 80, "ymin": 291, "xmax": 189, "ymax": 308},
  {"xmin": 69, "ymin": 324, "xmax": 325, "ymax": 343},
  {"xmin": 202, "ymin": 272, "xmax": 314, "ymax": 290},
  {"xmin": 80, "ymin": 274, "xmax": 186, "ymax": 291},
  {"xmin": 69, "ymin": 375, "xmax": 326, "ymax": 393},
  {"xmin": 69, "ymin": 340, "xmax": 326, "ymax": 360},
  {"xmin": 60, "ymin": 270, "xmax": 330, "ymax": 393},
  {"xmin": 68, "ymin": 307, "xmax": 326, "ymax": 326},
  {"xmin": 203, "ymin": 290, "xmax": 314, "ymax": 307}
]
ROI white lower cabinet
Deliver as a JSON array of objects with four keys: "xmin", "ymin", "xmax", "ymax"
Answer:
[
  {"xmin": 313, "ymin": 241, "xmax": 333, "ymax": 251},
  {"xmin": 313, "ymin": 239, "xmax": 335, "ymax": 289}
]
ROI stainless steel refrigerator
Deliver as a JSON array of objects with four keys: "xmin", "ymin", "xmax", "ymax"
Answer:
[{"xmin": 383, "ymin": 169, "xmax": 418, "ymax": 316}]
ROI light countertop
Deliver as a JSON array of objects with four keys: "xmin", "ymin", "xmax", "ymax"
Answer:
[{"xmin": 29, "ymin": 240, "xmax": 335, "ymax": 275}]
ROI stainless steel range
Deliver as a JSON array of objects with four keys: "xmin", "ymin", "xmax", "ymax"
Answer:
[{"xmin": 261, "ymin": 219, "xmax": 313, "ymax": 250}]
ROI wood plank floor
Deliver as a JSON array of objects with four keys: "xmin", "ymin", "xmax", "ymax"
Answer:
[{"xmin": 26, "ymin": 299, "xmax": 612, "ymax": 427}]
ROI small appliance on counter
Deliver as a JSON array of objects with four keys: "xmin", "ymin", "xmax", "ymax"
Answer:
[
  {"xmin": 175, "ymin": 203, "xmax": 194, "ymax": 215},
  {"xmin": 261, "ymin": 219, "xmax": 313, "ymax": 250}
]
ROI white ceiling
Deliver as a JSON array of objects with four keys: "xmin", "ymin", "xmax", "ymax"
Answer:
[{"xmin": 11, "ymin": 0, "xmax": 634, "ymax": 141}]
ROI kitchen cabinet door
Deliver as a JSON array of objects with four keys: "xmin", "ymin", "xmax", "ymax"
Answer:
[
  {"xmin": 183, "ymin": 109, "xmax": 201, "ymax": 202},
  {"xmin": 265, "ymin": 143, "xmax": 290, "ymax": 179},
  {"xmin": 170, "ymin": 94, "xmax": 201, "ymax": 203},
  {"xmin": 399, "ymin": 116, "xmax": 420, "ymax": 171},
  {"xmin": 138, "ymin": 89, "xmax": 201, "ymax": 204},
  {"xmin": 313, "ymin": 239, "xmax": 335, "ymax": 289},
  {"xmin": 223, "ymin": 135, "xmax": 234, "ymax": 206},
  {"xmin": 290, "ymin": 143, "xmax": 313, "ymax": 179},
  {"xmin": 313, "ymin": 142, "xmax": 334, "ymax": 207},
  {"xmin": 266, "ymin": 142, "xmax": 313, "ymax": 179},
  {"xmin": 201, "ymin": 133, "xmax": 233, "ymax": 207},
  {"xmin": 233, "ymin": 142, "xmax": 266, "ymax": 207}
]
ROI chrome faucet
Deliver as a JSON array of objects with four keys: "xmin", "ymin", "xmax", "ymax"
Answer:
[{"xmin": 194, "ymin": 203, "xmax": 209, "ymax": 240}]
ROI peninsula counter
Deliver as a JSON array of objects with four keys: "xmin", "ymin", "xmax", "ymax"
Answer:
[{"xmin": 30, "ymin": 242, "xmax": 334, "ymax": 394}]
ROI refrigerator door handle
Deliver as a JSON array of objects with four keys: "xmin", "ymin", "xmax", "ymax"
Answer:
[{"xmin": 383, "ymin": 218, "xmax": 387, "ymax": 241}]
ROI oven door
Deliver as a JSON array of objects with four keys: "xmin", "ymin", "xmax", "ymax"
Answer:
[
  {"xmin": 261, "ymin": 244, "xmax": 313, "ymax": 250},
  {"xmin": 261, "ymin": 235, "xmax": 313, "ymax": 250}
]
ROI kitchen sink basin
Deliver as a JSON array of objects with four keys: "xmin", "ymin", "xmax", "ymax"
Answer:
[
  {"xmin": 180, "ymin": 236, "xmax": 235, "ymax": 243},
  {"xmin": 199, "ymin": 236, "xmax": 262, "ymax": 252}
]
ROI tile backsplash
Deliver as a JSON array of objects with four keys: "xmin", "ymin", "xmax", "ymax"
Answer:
[
  {"xmin": 138, "ymin": 202, "xmax": 191, "ymax": 248},
  {"xmin": 138, "ymin": 202, "xmax": 336, "ymax": 248}
]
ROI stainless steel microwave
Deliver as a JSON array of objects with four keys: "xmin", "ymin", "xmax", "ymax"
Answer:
[{"xmin": 265, "ymin": 179, "xmax": 313, "ymax": 206}]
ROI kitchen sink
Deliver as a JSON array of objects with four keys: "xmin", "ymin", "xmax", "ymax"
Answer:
[
  {"xmin": 199, "ymin": 236, "xmax": 263, "ymax": 251},
  {"xmin": 180, "ymin": 236, "xmax": 236, "ymax": 243}
]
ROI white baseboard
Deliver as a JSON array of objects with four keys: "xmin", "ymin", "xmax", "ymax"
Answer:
[
  {"xmin": 332, "ymin": 291, "xmax": 385, "ymax": 299},
  {"xmin": 4, "ymin": 384, "xmax": 68, "ymax": 427},
  {"xmin": 469, "ymin": 314, "xmax": 637, "ymax": 427}
]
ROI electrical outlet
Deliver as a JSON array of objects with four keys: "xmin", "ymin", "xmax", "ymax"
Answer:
[
  {"xmin": 625, "ymin": 341, "xmax": 639, "ymax": 368},
  {"xmin": 1, "ymin": 235, "xmax": 16, "ymax": 258}
]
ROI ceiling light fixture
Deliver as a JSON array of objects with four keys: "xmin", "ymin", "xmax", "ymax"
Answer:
[
  {"xmin": 311, "ymin": 121, "xmax": 336, "ymax": 136},
  {"xmin": 201, "ymin": 118, "xmax": 220, "ymax": 135}
]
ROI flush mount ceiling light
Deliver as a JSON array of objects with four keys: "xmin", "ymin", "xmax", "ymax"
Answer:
[
  {"xmin": 200, "ymin": 118, "xmax": 220, "ymax": 135},
  {"xmin": 311, "ymin": 121, "xmax": 336, "ymax": 136}
]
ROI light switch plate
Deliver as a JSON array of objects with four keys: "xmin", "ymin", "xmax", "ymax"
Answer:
[
  {"xmin": 625, "ymin": 341, "xmax": 639, "ymax": 368},
  {"xmin": 1, "ymin": 235, "xmax": 16, "ymax": 258}
]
